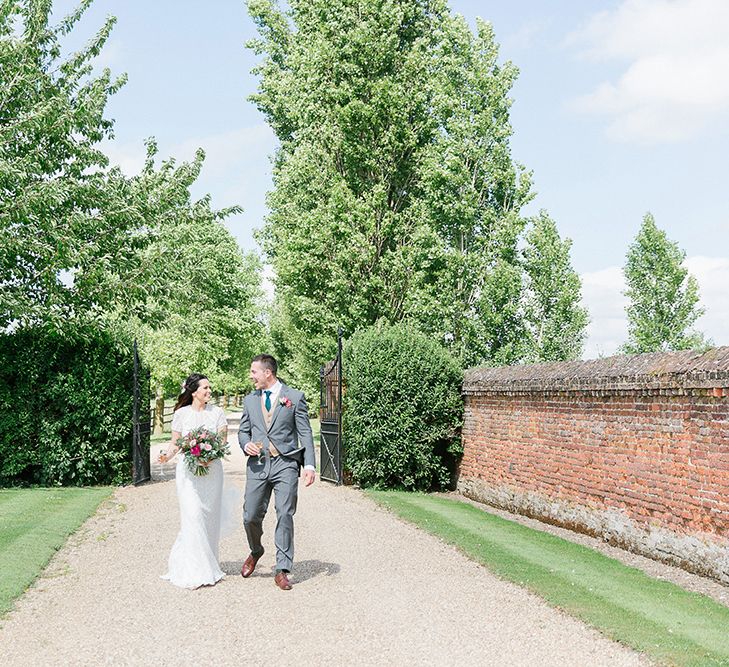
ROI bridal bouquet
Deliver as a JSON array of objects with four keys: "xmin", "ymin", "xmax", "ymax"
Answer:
[{"xmin": 176, "ymin": 427, "xmax": 230, "ymax": 476}]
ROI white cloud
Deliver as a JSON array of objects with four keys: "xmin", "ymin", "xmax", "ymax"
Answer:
[
  {"xmin": 93, "ymin": 38, "xmax": 123, "ymax": 71},
  {"xmin": 568, "ymin": 0, "xmax": 729, "ymax": 143},
  {"xmin": 261, "ymin": 263, "xmax": 276, "ymax": 303},
  {"xmin": 581, "ymin": 266, "xmax": 628, "ymax": 358},
  {"xmin": 102, "ymin": 140, "xmax": 146, "ymax": 175},
  {"xmin": 503, "ymin": 19, "xmax": 549, "ymax": 51},
  {"xmin": 174, "ymin": 125, "xmax": 277, "ymax": 215},
  {"xmin": 580, "ymin": 255, "xmax": 729, "ymax": 358},
  {"xmin": 685, "ymin": 255, "xmax": 729, "ymax": 346},
  {"xmin": 172, "ymin": 124, "xmax": 276, "ymax": 180},
  {"xmin": 101, "ymin": 123, "xmax": 276, "ymax": 184},
  {"xmin": 100, "ymin": 125, "xmax": 277, "ymax": 251}
]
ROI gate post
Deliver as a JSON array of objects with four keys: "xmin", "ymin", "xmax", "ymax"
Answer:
[
  {"xmin": 132, "ymin": 339, "xmax": 151, "ymax": 486},
  {"xmin": 319, "ymin": 328, "xmax": 344, "ymax": 485},
  {"xmin": 336, "ymin": 327, "xmax": 343, "ymax": 484}
]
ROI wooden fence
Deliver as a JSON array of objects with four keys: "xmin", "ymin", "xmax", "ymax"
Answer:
[{"xmin": 151, "ymin": 394, "xmax": 244, "ymax": 434}]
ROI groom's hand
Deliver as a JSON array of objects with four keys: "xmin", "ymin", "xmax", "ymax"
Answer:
[
  {"xmin": 243, "ymin": 442, "xmax": 261, "ymax": 456},
  {"xmin": 303, "ymin": 469, "xmax": 315, "ymax": 487}
]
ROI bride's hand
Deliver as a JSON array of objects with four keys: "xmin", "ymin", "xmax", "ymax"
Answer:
[{"xmin": 159, "ymin": 444, "xmax": 179, "ymax": 463}]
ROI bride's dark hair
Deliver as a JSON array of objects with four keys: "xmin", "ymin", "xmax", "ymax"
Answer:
[{"xmin": 174, "ymin": 373, "xmax": 209, "ymax": 412}]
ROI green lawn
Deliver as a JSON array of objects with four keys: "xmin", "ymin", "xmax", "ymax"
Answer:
[
  {"xmin": 0, "ymin": 487, "xmax": 112, "ymax": 616},
  {"xmin": 369, "ymin": 491, "xmax": 729, "ymax": 667}
]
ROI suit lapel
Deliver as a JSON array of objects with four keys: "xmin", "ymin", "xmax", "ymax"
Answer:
[{"xmin": 267, "ymin": 384, "xmax": 288, "ymax": 431}]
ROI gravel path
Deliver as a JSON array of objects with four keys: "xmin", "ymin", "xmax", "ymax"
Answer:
[{"xmin": 1, "ymin": 419, "xmax": 651, "ymax": 666}]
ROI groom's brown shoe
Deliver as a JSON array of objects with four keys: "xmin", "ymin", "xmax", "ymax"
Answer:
[
  {"xmin": 274, "ymin": 571, "xmax": 292, "ymax": 590},
  {"xmin": 241, "ymin": 553, "xmax": 261, "ymax": 578}
]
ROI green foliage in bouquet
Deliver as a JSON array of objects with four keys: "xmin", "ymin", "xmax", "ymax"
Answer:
[
  {"xmin": 176, "ymin": 427, "xmax": 229, "ymax": 476},
  {"xmin": 0, "ymin": 326, "xmax": 137, "ymax": 486},
  {"xmin": 343, "ymin": 322, "xmax": 463, "ymax": 491}
]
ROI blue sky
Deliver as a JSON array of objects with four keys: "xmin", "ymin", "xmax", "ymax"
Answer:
[{"xmin": 55, "ymin": 0, "xmax": 729, "ymax": 357}]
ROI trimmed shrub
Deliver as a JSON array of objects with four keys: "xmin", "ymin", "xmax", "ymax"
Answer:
[
  {"xmin": 0, "ymin": 326, "xmax": 138, "ymax": 486},
  {"xmin": 343, "ymin": 322, "xmax": 463, "ymax": 490}
]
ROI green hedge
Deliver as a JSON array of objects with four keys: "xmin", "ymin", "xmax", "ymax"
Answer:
[
  {"xmin": 343, "ymin": 322, "xmax": 463, "ymax": 490},
  {"xmin": 0, "ymin": 326, "xmax": 137, "ymax": 486}
]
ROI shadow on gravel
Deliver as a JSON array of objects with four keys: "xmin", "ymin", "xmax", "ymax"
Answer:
[
  {"xmin": 220, "ymin": 559, "xmax": 340, "ymax": 582},
  {"xmin": 292, "ymin": 560, "xmax": 341, "ymax": 582}
]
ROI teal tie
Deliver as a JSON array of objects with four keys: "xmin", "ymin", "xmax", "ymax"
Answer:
[{"xmin": 264, "ymin": 390, "xmax": 272, "ymax": 411}]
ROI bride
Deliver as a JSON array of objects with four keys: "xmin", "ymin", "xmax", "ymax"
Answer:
[{"xmin": 159, "ymin": 373, "xmax": 228, "ymax": 589}]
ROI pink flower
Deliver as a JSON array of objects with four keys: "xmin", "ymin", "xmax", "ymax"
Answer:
[
  {"xmin": 190, "ymin": 440, "xmax": 197, "ymax": 447},
  {"xmin": 190, "ymin": 445, "xmax": 201, "ymax": 456},
  {"xmin": 204, "ymin": 443, "xmax": 212, "ymax": 451}
]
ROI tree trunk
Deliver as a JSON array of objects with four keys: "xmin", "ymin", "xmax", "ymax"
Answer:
[{"xmin": 154, "ymin": 386, "xmax": 165, "ymax": 435}]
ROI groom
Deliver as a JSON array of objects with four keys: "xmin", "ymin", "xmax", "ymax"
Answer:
[{"xmin": 238, "ymin": 354, "xmax": 316, "ymax": 590}]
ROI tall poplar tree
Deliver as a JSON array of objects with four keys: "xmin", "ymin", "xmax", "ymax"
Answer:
[
  {"xmin": 413, "ymin": 14, "xmax": 533, "ymax": 366},
  {"xmin": 248, "ymin": 0, "xmax": 445, "ymax": 388},
  {"xmin": 522, "ymin": 211, "xmax": 588, "ymax": 362},
  {"xmin": 621, "ymin": 213, "xmax": 707, "ymax": 354},
  {"xmin": 247, "ymin": 0, "xmax": 586, "ymax": 382}
]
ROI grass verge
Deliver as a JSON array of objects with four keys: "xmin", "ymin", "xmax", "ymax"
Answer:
[
  {"xmin": 151, "ymin": 432, "xmax": 170, "ymax": 445},
  {"xmin": 368, "ymin": 490, "xmax": 729, "ymax": 667},
  {"xmin": 0, "ymin": 487, "xmax": 111, "ymax": 616}
]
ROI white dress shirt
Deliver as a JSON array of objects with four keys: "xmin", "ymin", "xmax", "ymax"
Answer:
[{"xmin": 262, "ymin": 380, "xmax": 282, "ymax": 410}]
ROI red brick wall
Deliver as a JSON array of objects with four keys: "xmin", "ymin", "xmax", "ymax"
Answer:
[
  {"xmin": 461, "ymin": 391, "xmax": 729, "ymax": 536},
  {"xmin": 459, "ymin": 348, "xmax": 729, "ymax": 581}
]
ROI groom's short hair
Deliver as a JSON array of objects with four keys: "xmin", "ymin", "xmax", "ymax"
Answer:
[{"xmin": 252, "ymin": 354, "xmax": 278, "ymax": 376}]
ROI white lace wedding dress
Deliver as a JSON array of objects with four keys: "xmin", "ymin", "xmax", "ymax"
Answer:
[{"xmin": 162, "ymin": 404, "xmax": 228, "ymax": 589}]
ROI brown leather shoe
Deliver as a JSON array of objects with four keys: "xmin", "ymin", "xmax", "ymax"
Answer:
[
  {"xmin": 241, "ymin": 553, "xmax": 261, "ymax": 578},
  {"xmin": 274, "ymin": 571, "xmax": 292, "ymax": 590}
]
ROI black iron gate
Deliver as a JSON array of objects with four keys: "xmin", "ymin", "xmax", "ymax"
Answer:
[
  {"xmin": 319, "ymin": 330, "xmax": 343, "ymax": 484},
  {"xmin": 132, "ymin": 339, "xmax": 152, "ymax": 485}
]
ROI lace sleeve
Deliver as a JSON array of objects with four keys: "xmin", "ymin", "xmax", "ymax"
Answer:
[
  {"xmin": 171, "ymin": 407, "xmax": 184, "ymax": 433},
  {"xmin": 215, "ymin": 406, "xmax": 227, "ymax": 432}
]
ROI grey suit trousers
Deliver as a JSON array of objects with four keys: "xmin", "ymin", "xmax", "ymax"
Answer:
[{"xmin": 244, "ymin": 453, "xmax": 299, "ymax": 572}]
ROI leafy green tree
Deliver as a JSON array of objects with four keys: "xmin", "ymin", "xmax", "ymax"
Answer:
[
  {"xmin": 247, "ymin": 0, "xmax": 566, "ymax": 381},
  {"xmin": 248, "ymin": 0, "xmax": 445, "ymax": 387},
  {"xmin": 0, "ymin": 1, "xmax": 207, "ymax": 331},
  {"xmin": 412, "ymin": 14, "xmax": 533, "ymax": 367},
  {"xmin": 1, "ymin": 1, "xmax": 264, "ymax": 384},
  {"xmin": 522, "ymin": 211, "xmax": 588, "ymax": 362},
  {"xmin": 621, "ymin": 213, "xmax": 707, "ymax": 354},
  {"xmin": 129, "ymin": 165, "xmax": 266, "ymax": 398},
  {"xmin": 0, "ymin": 0, "xmax": 147, "ymax": 329}
]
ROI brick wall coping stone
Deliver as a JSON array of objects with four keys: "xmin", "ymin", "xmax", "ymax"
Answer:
[{"xmin": 463, "ymin": 346, "xmax": 729, "ymax": 394}]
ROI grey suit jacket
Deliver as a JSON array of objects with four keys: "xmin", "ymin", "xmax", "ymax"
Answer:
[{"xmin": 238, "ymin": 384, "xmax": 316, "ymax": 469}]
